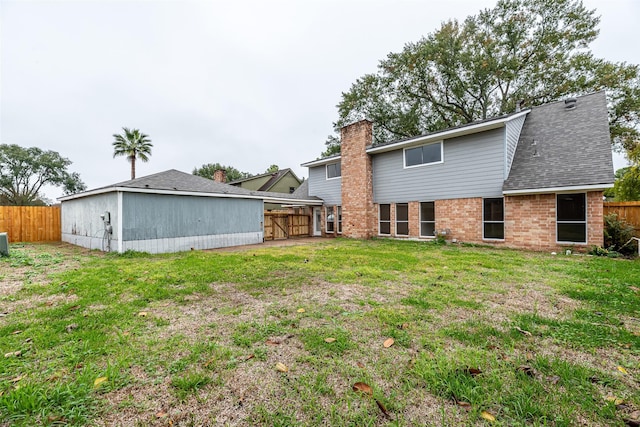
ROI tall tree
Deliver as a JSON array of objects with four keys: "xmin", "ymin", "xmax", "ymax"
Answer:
[
  {"xmin": 606, "ymin": 166, "xmax": 640, "ymax": 201},
  {"xmin": 265, "ymin": 164, "xmax": 280, "ymax": 173},
  {"xmin": 112, "ymin": 127, "xmax": 153, "ymax": 180},
  {"xmin": 192, "ymin": 163, "xmax": 252, "ymax": 182},
  {"xmin": 325, "ymin": 0, "xmax": 640, "ymax": 159},
  {"xmin": 0, "ymin": 144, "xmax": 86, "ymax": 205}
]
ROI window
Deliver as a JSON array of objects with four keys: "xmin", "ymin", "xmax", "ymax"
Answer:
[
  {"xmin": 326, "ymin": 206, "xmax": 335, "ymax": 233},
  {"xmin": 289, "ymin": 187, "xmax": 295, "ymax": 194},
  {"xmin": 557, "ymin": 193, "xmax": 586, "ymax": 243},
  {"xmin": 326, "ymin": 162, "xmax": 341, "ymax": 179},
  {"xmin": 483, "ymin": 198, "xmax": 504, "ymax": 240},
  {"xmin": 396, "ymin": 203, "xmax": 409, "ymax": 235},
  {"xmin": 337, "ymin": 206, "xmax": 342, "ymax": 233},
  {"xmin": 379, "ymin": 204, "xmax": 391, "ymax": 235},
  {"xmin": 420, "ymin": 202, "xmax": 435, "ymax": 237},
  {"xmin": 404, "ymin": 142, "xmax": 443, "ymax": 167}
]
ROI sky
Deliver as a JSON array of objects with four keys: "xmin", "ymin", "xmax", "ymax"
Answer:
[{"xmin": 1, "ymin": 0, "xmax": 638, "ymax": 201}]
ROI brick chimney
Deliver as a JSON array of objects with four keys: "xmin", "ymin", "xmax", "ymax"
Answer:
[
  {"xmin": 213, "ymin": 169, "xmax": 227, "ymax": 183},
  {"xmin": 341, "ymin": 120, "xmax": 374, "ymax": 239}
]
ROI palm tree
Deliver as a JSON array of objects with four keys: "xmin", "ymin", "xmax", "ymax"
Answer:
[{"xmin": 112, "ymin": 127, "xmax": 153, "ymax": 180}]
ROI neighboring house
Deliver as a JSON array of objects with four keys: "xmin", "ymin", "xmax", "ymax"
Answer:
[
  {"xmin": 301, "ymin": 91, "xmax": 615, "ymax": 251},
  {"xmin": 229, "ymin": 168, "xmax": 302, "ymax": 194},
  {"xmin": 58, "ymin": 169, "xmax": 320, "ymax": 253}
]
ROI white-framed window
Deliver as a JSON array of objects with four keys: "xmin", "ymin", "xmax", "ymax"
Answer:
[
  {"xmin": 404, "ymin": 141, "xmax": 443, "ymax": 168},
  {"xmin": 557, "ymin": 193, "xmax": 587, "ymax": 243},
  {"xmin": 326, "ymin": 162, "xmax": 341, "ymax": 179},
  {"xmin": 420, "ymin": 202, "xmax": 435, "ymax": 237},
  {"xmin": 396, "ymin": 203, "xmax": 409, "ymax": 236},
  {"xmin": 379, "ymin": 204, "xmax": 391, "ymax": 235},
  {"xmin": 326, "ymin": 206, "xmax": 335, "ymax": 233},
  {"xmin": 483, "ymin": 198, "xmax": 504, "ymax": 240},
  {"xmin": 337, "ymin": 206, "xmax": 342, "ymax": 234}
]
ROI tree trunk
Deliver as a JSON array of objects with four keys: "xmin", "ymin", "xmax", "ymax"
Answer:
[{"xmin": 130, "ymin": 156, "xmax": 136, "ymax": 180}]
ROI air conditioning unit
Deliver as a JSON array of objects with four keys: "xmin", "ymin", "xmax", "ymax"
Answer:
[{"xmin": 0, "ymin": 232, "xmax": 8, "ymax": 256}]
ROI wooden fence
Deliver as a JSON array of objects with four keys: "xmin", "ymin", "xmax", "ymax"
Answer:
[
  {"xmin": 0, "ymin": 206, "xmax": 61, "ymax": 243},
  {"xmin": 264, "ymin": 212, "xmax": 311, "ymax": 240},
  {"xmin": 604, "ymin": 201, "xmax": 640, "ymax": 236}
]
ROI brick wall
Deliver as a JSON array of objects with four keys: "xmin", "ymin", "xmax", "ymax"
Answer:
[
  {"xmin": 436, "ymin": 198, "xmax": 484, "ymax": 242},
  {"xmin": 408, "ymin": 201, "xmax": 420, "ymax": 237},
  {"xmin": 505, "ymin": 191, "xmax": 603, "ymax": 250},
  {"xmin": 587, "ymin": 191, "xmax": 604, "ymax": 247},
  {"xmin": 505, "ymin": 194, "xmax": 556, "ymax": 250},
  {"xmin": 341, "ymin": 120, "xmax": 375, "ymax": 238},
  {"xmin": 366, "ymin": 192, "xmax": 604, "ymax": 251}
]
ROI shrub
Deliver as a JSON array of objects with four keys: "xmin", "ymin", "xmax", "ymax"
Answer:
[{"xmin": 603, "ymin": 213, "xmax": 637, "ymax": 256}]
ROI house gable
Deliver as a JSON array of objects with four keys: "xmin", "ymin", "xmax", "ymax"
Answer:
[{"xmin": 503, "ymin": 91, "xmax": 614, "ymax": 194}]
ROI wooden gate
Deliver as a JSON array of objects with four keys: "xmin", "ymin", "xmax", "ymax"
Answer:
[{"xmin": 264, "ymin": 212, "xmax": 311, "ymax": 240}]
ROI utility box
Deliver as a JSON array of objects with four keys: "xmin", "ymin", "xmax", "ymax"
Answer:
[{"xmin": 0, "ymin": 232, "xmax": 9, "ymax": 256}]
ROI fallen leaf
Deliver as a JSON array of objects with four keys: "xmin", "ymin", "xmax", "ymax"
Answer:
[
  {"xmin": 11, "ymin": 330, "xmax": 22, "ymax": 335},
  {"xmin": 517, "ymin": 365, "xmax": 535, "ymax": 377},
  {"xmin": 480, "ymin": 410, "xmax": 496, "ymax": 422},
  {"xmin": 630, "ymin": 410, "xmax": 640, "ymax": 420},
  {"xmin": 156, "ymin": 410, "xmax": 168, "ymax": 418},
  {"xmin": 324, "ymin": 337, "xmax": 336, "ymax": 343},
  {"xmin": 618, "ymin": 366, "xmax": 629, "ymax": 375},
  {"xmin": 514, "ymin": 326, "xmax": 532, "ymax": 336},
  {"xmin": 0, "ymin": 312, "xmax": 8, "ymax": 317},
  {"xmin": 356, "ymin": 362, "xmax": 365, "ymax": 368},
  {"xmin": 93, "ymin": 377, "xmax": 108, "ymax": 388},
  {"xmin": 296, "ymin": 308, "xmax": 305, "ymax": 313},
  {"xmin": 68, "ymin": 305, "xmax": 80, "ymax": 311},
  {"xmin": 65, "ymin": 323, "xmax": 78, "ymax": 333},
  {"xmin": 630, "ymin": 286, "xmax": 639, "ymax": 292},
  {"xmin": 525, "ymin": 352, "xmax": 534, "ymax": 361},
  {"xmin": 547, "ymin": 375, "xmax": 561, "ymax": 385},
  {"xmin": 10, "ymin": 375, "xmax": 23, "ymax": 383},
  {"xmin": 275, "ymin": 362, "xmax": 288, "ymax": 372},
  {"xmin": 4, "ymin": 351, "xmax": 21, "ymax": 358},
  {"xmin": 606, "ymin": 396, "xmax": 625, "ymax": 405},
  {"xmin": 375, "ymin": 399, "xmax": 391, "ymax": 419},
  {"xmin": 464, "ymin": 367, "xmax": 482, "ymax": 377},
  {"xmin": 383, "ymin": 338, "xmax": 395, "ymax": 348},
  {"xmin": 137, "ymin": 311, "xmax": 148, "ymax": 317},
  {"xmin": 456, "ymin": 400, "xmax": 472, "ymax": 411},
  {"xmin": 122, "ymin": 331, "xmax": 130, "ymax": 336},
  {"xmin": 352, "ymin": 382, "xmax": 373, "ymax": 396},
  {"xmin": 24, "ymin": 338, "xmax": 32, "ymax": 343},
  {"xmin": 265, "ymin": 339, "xmax": 280, "ymax": 346},
  {"xmin": 243, "ymin": 354, "xmax": 255, "ymax": 361},
  {"xmin": 400, "ymin": 323, "xmax": 409, "ymax": 330},
  {"xmin": 624, "ymin": 419, "xmax": 640, "ymax": 427}
]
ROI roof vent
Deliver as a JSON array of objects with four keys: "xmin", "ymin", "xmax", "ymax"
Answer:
[{"xmin": 564, "ymin": 98, "xmax": 577, "ymax": 110}]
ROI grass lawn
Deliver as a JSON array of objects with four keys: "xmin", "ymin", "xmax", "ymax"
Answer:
[{"xmin": 1, "ymin": 238, "xmax": 639, "ymax": 426}]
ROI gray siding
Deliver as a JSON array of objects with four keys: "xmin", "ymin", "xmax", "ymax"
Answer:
[
  {"xmin": 505, "ymin": 114, "xmax": 526, "ymax": 179},
  {"xmin": 121, "ymin": 193, "xmax": 263, "ymax": 241},
  {"xmin": 308, "ymin": 164, "xmax": 342, "ymax": 206},
  {"xmin": 61, "ymin": 192, "xmax": 119, "ymax": 250},
  {"xmin": 373, "ymin": 128, "xmax": 505, "ymax": 203}
]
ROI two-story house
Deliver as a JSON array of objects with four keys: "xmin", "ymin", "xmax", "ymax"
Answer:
[{"xmin": 301, "ymin": 91, "xmax": 615, "ymax": 251}]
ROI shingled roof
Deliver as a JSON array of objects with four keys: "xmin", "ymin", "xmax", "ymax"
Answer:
[
  {"xmin": 503, "ymin": 91, "xmax": 614, "ymax": 193},
  {"xmin": 59, "ymin": 169, "xmax": 321, "ymax": 204}
]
